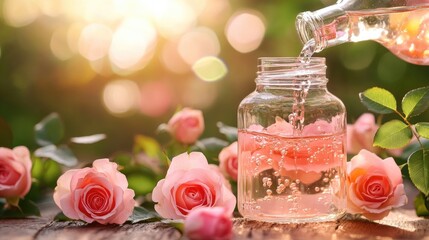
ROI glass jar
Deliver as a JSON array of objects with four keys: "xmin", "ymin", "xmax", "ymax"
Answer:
[{"xmin": 237, "ymin": 57, "xmax": 347, "ymax": 223}]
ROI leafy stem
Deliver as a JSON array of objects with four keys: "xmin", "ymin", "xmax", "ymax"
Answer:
[{"xmin": 394, "ymin": 109, "xmax": 424, "ymax": 149}]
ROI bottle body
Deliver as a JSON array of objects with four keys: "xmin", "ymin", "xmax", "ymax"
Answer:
[
  {"xmin": 237, "ymin": 58, "xmax": 347, "ymax": 223},
  {"xmin": 296, "ymin": 0, "xmax": 429, "ymax": 65}
]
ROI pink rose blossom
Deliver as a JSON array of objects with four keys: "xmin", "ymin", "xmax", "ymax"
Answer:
[
  {"xmin": 219, "ymin": 142, "xmax": 238, "ymax": 181},
  {"xmin": 347, "ymin": 149, "xmax": 407, "ymax": 220},
  {"xmin": 53, "ymin": 159, "xmax": 135, "ymax": 225},
  {"xmin": 152, "ymin": 152, "xmax": 236, "ymax": 219},
  {"xmin": 347, "ymin": 113, "xmax": 406, "ymax": 156},
  {"xmin": 0, "ymin": 146, "xmax": 32, "ymax": 198},
  {"xmin": 167, "ymin": 108, "xmax": 204, "ymax": 144},
  {"xmin": 185, "ymin": 207, "xmax": 233, "ymax": 240},
  {"xmin": 347, "ymin": 113, "xmax": 380, "ymax": 154}
]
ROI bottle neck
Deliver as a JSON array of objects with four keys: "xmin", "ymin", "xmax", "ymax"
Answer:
[
  {"xmin": 296, "ymin": 4, "xmax": 349, "ymax": 52},
  {"xmin": 256, "ymin": 57, "xmax": 328, "ymax": 89}
]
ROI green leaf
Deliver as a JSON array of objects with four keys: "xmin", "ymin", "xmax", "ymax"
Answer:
[
  {"xmin": 402, "ymin": 86, "xmax": 429, "ymax": 118},
  {"xmin": 373, "ymin": 120, "xmax": 412, "ymax": 149},
  {"xmin": 70, "ymin": 134, "xmax": 106, "ymax": 144},
  {"xmin": 128, "ymin": 206, "xmax": 160, "ymax": 224},
  {"xmin": 416, "ymin": 122, "xmax": 429, "ymax": 139},
  {"xmin": 0, "ymin": 117, "xmax": 13, "ymax": 148},
  {"xmin": 192, "ymin": 138, "xmax": 229, "ymax": 152},
  {"xmin": 35, "ymin": 113, "xmax": 64, "ymax": 146},
  {"xmin": 127, "ymin": 174, "xmax": 157, "ymax": 195},
  {"xmin": 409, "ymin": 149, "xmax": 429, "ymax": 195},
  {"xmin": 401, "ymin": 139, "xmax": 429, "ymax": 159},
  {"xmin": 54, "ymin": 212, "xmax": 74, "ymax": 222},
  {"xmin": 359, "ymin": 87, "xmax": 397, "ymax": 114},
  {"xmin": 34, "ymin": 145, "xmax": 78, "ymax": 167},
  {"xmin": 0, "ymin": 198, "xmax": 40, "ymax": 218},
  {"xmin": 191, "ymin": 138, "xmax": 229, "ymax": 162},
  {"xmin": 133, "ymin": 135, "xmax": 161, "ymax": 158},
  {"xmin": 42, "ymin": 160, "xmax": 62, "ymax": 188},
  {"xmin": 217, "ymin": 122, "xmax": 238, "ymax": 142},
  {"xmin": 415, "ymin": 193, "xmax": 429, "ymax": 217},
  {"xmin": 399, "ymin": 163, "xmax": 410, "ymax": 179}
]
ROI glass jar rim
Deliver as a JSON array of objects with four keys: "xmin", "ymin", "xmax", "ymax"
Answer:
[
  {"xmin": 258, "ymin": 57, "xmax": 325, "ymax": 64},
  {"xmin": 256, "ymin": 57, "xmax": 327, "ymax": 85}
]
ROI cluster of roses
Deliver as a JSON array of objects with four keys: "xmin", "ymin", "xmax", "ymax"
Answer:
[{"xmin": 0, "ymin": 109, "xmax": 407, "ymax": 239}]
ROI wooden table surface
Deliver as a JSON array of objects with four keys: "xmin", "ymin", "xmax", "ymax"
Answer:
[
  {"xmin": 1, "ymin": 182, "xmax": 428, "ymax": 240},
  {"xmin": 1, "ymin": 206, "xmax": 429, "ymax": 240}
]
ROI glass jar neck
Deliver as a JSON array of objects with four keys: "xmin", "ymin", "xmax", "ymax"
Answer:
[
  {"xmin": 295, "ymin": 5, "xmax": 348, "ymax": 52},
  {"xmin": 256, "ymin": 57, "xmax": 328, "ymax": 88}
]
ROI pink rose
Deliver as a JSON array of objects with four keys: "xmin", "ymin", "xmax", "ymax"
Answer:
[
  {"xmin": 347, "ymin": 113, "xmax": 380, "ymax": 154},
  {"xmin": 219, "ymin": 142, "xmax": 238, "ymax": 181},
  {"xmin": 347, "ymin": 113, "xmax": 406, "ymax": 156},
  {"xmin": 185, "ymin": 207, "xmax": 233, "ymax": 240},
  {"xmin": 53, "ymin": 159, "xmax": 136, "ymax": 225},
  {"xmin": 167, "ymin": 108, "xmax": 204, "ymax": 144},
  {"xmin": 152, "ymin": 152, "xmax": 236, "ymax": 219},
  {"xmin": 347, "ymin": 149, "xmax": 407, "ymax": 220},
  {"xmin": 0, "ymin": 146, "xmax": 32, "ymax": 198}
]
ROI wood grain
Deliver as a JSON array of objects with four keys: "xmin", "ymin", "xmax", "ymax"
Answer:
[{"xmin": 1, "ymin": 209, "xmax": 429, "ymax": 240}]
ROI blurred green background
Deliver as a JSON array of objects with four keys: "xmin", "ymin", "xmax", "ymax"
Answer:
[{"xmin": 0, "ymin": 0, "xmax": 428, "ymax": 160}]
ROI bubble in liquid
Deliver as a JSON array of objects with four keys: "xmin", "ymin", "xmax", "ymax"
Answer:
[
  {"xmin": 273, "ymin": 171, "xmax": 280, "ymax": 177},
  {"xmin": 295, "ymin": 179, "xmax": 301, "ymax": 184},
  {"xmin": 290, "ymin": 182, "xmax": 297, "ymax": 189},
  {"xmin": 266, "ymin": 189, "xmax": 273, "ymax": 195},
  {"xmin": 266, "ymin": 179, "xmax": 273, "ymax": 188},
  {"xmin": 267, "ymin": 158, "xmax": 273, "ymax": 165},
  {"xmin": 315, "ymin": 187, "xmax": 320, "ymax": 192},
  {"xmin": 276, "ymin": 184, "xmax": 285, "ymax": 194},
  {"xmin": 323, "ymin": 178, "xmax": 330, "ymax": 183},
  {"xmin": 284, "ymin": 179, "xmax": 290, "ymax": 186}
]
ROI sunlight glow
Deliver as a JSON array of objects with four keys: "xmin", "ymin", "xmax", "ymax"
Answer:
[
  {"xmin": 178, "ymin": 27, "xmax": 220, "ymax": 65},
  {"xmin": 192, "ymin": 56, "xmax": 227, "ymax": 82},
  {"xmin": 109, "ymin": 18, "xmax": 157, "ymax": 70},
  {"xmin": 37, "ymin": 0, "xmax": 62, "ymax": 17},
  {"xmin": 148, "ymin": 0, "xmax": 197, "ymax": 39},
  {"xmin": 79, "ymin": 24, "xmax": 113, "ymax": 61},
  {"xmin": 102, "ymin": 79, "xmax": 140, "ymax": 116},
  {"xmin": 3, "ymin": 0, "xmax": 39, "ymax": 27},
  {"xmin": 225, "ymin": 11, "xmax": 266, "ymax": 53}
]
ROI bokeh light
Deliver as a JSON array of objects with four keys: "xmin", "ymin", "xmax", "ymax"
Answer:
[
  {"xmin": 50, "ymin": 28, "xmax": 74, "ymax": 61},
  {"xmin": 181, "ymin": 79, "xmax": 219, "ymax": 109},
  {"xmin": 37, "ymin": 0, "xmax": 62, "ymax": 17},
  {"xmin": 192, "ymin": 56, "xmax": 228, "ymax": 82},
  {"xmin": 199, "ymin": 0, "xmax": 231, "ymax": 25},
  {"xmin": 139, "ymin": 81, "xmax": 175, "ymax": 117},
  {"xmin": 225, "ymin": 10, "xmax": 266, "ymax": 53},
  {"xmin": 78, "ymin": 23, "xmax": 113, "ymax": 61},
  {"xmin": 109, "ymin": 18, "xmax": 157, "ymax": 71},
  {"xmin": 102, "ymin": 79, "xmax": 140, "ymax": 116},
  {"xmin": 161, "ymin": 41, "xmax": 190, "ymax": 74},
  {"xmin": 377, "ymin": 53, "xmax": 408, "ymax": 83},
  {"xmin": 3, "ymin": 0, "xmax": 40, "ymax": 27},
  {"xmin": 147, "ymin": 0, "xmax": 197, "ymax": 39},
  {"xmin": 339, "ymin": 43, "xmax": 377, "ymax": 71},
  {"xmin": 178, "ymin": 27, "xmax": 220, "ymax": 65},
  {"xmin": 67, "ymin": 23, "xmax": 84, "ymax": 55}
]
